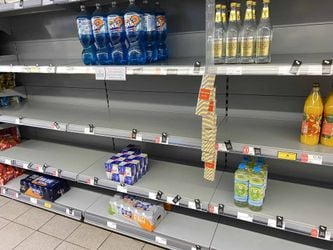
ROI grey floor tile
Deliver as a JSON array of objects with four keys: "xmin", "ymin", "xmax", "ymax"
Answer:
[
  {"xmin": 39, "ymin": 215, "xmax": 81, "ymax": 240},
  {"xmin": 0, "ymin": 196, "xmax": 11, "ymax": 207},
  {"xmin": 98, "ymin": 233, "xmax": 145, "ymax": 250},
  {"xmin": 0, "ymin": 222, "xmax": 34, "ymax": 249},
  {"xmin": 56, "ymin": 241, "xmax": 87, "ymax": 250},
  {"xmin": 15, "ymin": 206, "xmax": 55, "ymax": 230},
  {"xmin": 0, "ymin": 217, "xmax": 10, "ymax": 229},
  {"xmin": 0, "ymin": 200, "xmax": 31, "ymax": 220},
  {"xmin": 15, "ymin": 231, "xmax": 62, "ymax": 250},
  {"xmin": 142, "ymin": 244, "xmax": 165, "ymax": 250},
  {"xmin": 66, "ymin": 223, "xmax": 110, "ymax": 250}
]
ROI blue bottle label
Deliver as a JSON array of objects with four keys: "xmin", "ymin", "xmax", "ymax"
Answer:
[
  {"xmin": 77, "ymin": 18, "xmax": 92, "ymax": 35},
  {"xmin": 107, "ymin": 14, "xmax": 124, "ymax": 33},
  {"xmin": 144, "ymin": 13, "xmax": 156, "ymax": 32},
  {"xmin": 92, "ymin": 16, "xmax": 107, "ymax": 34},
  {"xmin": 156, "ymin": 14, "xmax": 167, "ymax": 31},
  {"xmin": 124, "ymin": 12, "xmax": 143, "ymax": 32}
]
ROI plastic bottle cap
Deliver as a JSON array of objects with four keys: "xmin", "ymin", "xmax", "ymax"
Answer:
[
  {"xmin": 313, "ymin": 83, "xmax": 320, "ymax": 88},
  {"xmin": 239, "ymin": 163, "xmax": 247, "ymax": 170},
  {"xmin": 230, "ymin": 2, "xmax": 237, "ymax": 8},
  {"xmin": 253, "ymin": 166, "xmax": 262, "ymax": 173},
  {"xmin": 216, "ymin": 4, "xmax": 222, "ymax": 8},
  {"xmin": 263, "ymin": 0, "xmax": 270, "ymax": 3}
]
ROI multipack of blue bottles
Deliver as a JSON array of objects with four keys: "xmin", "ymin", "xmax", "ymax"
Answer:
[{"xmin": 76, "ymin": 0, "xmax": 168, "ymax": 66}]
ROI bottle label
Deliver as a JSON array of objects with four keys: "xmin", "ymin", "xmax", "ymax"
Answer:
[
  {"xmin": 107, "ymin": 15, "xmax": 124, "ymax": 33},
  {"xmin": 321, "ymin": 115, "xmax": 333, "ymax": 139},
  {"xmin": 226, "ymin": 38, "xmax": 237, "ymax": 57},
  {"xmin": 125, "ymin": 12, "xmax": 143, "ymax": 32},
  {"xmin": 156, "ymin": 15, "xmax": 167, "ymax": 31},
  {"xmin": 262, "ymin": 7, "xmax": 269, "ymax": 19},
  {"xmin": 234, "ymin": 179, "xmax": 248, "ymax": 202},
  {"xmin": 92, "ymin": 16, "xmax": 107, "ymax": 34},
  {"xmin": 144, "ymin": 13, "xmax": 156, "ymax": 32},
  {"xmin": 301, "ymin": 113, "xmax": 322, "ymax": 136},
  {"xmin": 77, "ymin": 18, "xmax": 92, "ymax": 35},
  {"xmin": 214, "ymin": 40, "xmax": 222, "ymax": 58},
  {"xmin": 229, "ymin": 11, "xmax": 236, "ymax": 22},
  {"xmin": 245, "ymin": 9, "xmax": 252, "ymax": 20},
  {"xmin": 241, "ymin": 37, "xmax": 254, "ymax": 57},
  {"xmin": 248, "ymin": 182, "xmax": 264, "ymax": 207},
  {"xmin": 215, "ymin": 12, "xmax": 222, "ymax": 23},
  {"xmin": 256, "ymin": 36, "xmax": 271, "ymax": 57}
]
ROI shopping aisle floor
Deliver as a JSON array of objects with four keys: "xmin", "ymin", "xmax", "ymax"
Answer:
[{"xmin": 0, "ymin": 196, "xmax": 164, "ymax": 250}]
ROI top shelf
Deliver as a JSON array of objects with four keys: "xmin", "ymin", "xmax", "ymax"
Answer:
[{"xmin": 1, "ymin": 53, "xmax": 333, "ymax": 76}]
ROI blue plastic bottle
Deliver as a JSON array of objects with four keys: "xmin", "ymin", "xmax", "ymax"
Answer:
[
  {"xmin": 76, "ymin": 5, "xmax": 97, "ymax": 65},
  {"xmin": 108, "ymin": 1, "xmax": 128, "ymax": 65},
  {"xmin": 155, "ymin": 1, "xmax": 168, "ymax": 60},
  {"xmin": 142, "ymin": 0, "xmax": 157, "ymax": 63},
  {"xmin": 92, "ymin": 3, "xmax": 113, "ymax": 65},
  {"xmin": 124, "ymin": 0, "xmax": 147, "ymax": 65}
]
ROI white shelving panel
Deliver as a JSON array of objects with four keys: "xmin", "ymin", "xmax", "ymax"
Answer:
[
  {"xmin": 0, "ymin": 139, "xmax": 331, "ymax": 242},
  {"xmin": 217, "ymin": 116, "xmax": 333, "ymax": 166}
]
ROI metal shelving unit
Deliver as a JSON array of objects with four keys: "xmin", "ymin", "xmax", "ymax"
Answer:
[{"xmin": 0, "ymin": 139, "xmax": 331, "ymax": 242}]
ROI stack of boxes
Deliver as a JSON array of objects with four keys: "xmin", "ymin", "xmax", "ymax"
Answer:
[{"xmin": 105, "ymin": 145, "xmax": 148, "ymax": 185}]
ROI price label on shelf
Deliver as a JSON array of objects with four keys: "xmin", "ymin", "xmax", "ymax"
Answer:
[
  {"xmin": 300, "ymin": 153, "xmax": 323, "ymax": 165},
  {"xmin": 237, "ymin": 212, "xmax": 253, "ymax": 222},
  {"xmin": 84, "ymin": 128, "xmax": 94, "ymax": 135},
  {"xmin": 25, "ymin": 66, "xmax": 40, "ymax": 73},
  {"xmin": 148, "ymin": 192, "xmax": 157, "ymax": 200},
  {"xmin": 15, "ymin": 118, "xmax": 21, "ymax": 125},
  {"xmin": 188, "ymin": 201, "xmax": 196, "ymax": 210},
  {"xmin": 14, "ymin": 2, "xmax": 23, "ymax": 9},
  {"xmin": 42, "ymin": 0, "xmax": 54, "ymax": 6},
  {"xmin": 155, "ymin": 236, "xmax": 167, "ymax": 245},
  {"xmin": 243, "ymin": 146, "xmax": 255, "ymax": 156},
  {"xmin": 278, "ymin": 66, "xmax": 290, "ymax": 75},
  {"xmin": 107, "ymin": 221, "xmax": 117, "ymax": 229},
  {"xmin": 208, "ymin": 204, "xmax": 218, "ymax": 214},
  {"xmin": 66, "ymin": 208, "xmax": 75, "ymax": 216},
  {"xmin": 53, "ymin": 170, "xmax": 59, "ymax": 177},
  {"xmin": 277, "ymin": 151, "xmax": 297, "ymax": 161},
  {"xmin": 44, "ymin": 202, "xmax": 52, "ymax": 209},
  {"xmin": 1, "ymin": 188, "xmax": 6, "ymax": 195},
  {"xmin": 4, "ymin": 159, "xmax": 12, "ymax": 165},
  {"xmin": 217, "ymin": 143, "xmax": 228, "ymax": 152},
  {"xmin": 117, "ymin": 185, "xmax": 128, "ymax": 193},
  {"xmin": 23, "ymin": 162, "xmax": 31, "ymax": 169},
  {"xmin": 166, "ymin": 196, "xmax": 179, "ymax": 205},
  {"xmin": 13, "ymin": 192, "xmax": 19, "ymax": 199},
  {"xmin": 267, "ymin": 218, "xmax": 285, "ymax": 230},
  {"xmin": 105, "ymin": 67, "xmax": 126, "ymax": 81},
  {"xmin": 95, "ymin": 67, "xmax": 106, "ymax": 80},
  {"xmin": 226, "ymin": 67, "xmax": 242, "ymax": 75},
  {"xmin": 30, "ymin": 197, "xmax": 38, "ymax": 205},
  {"xmin": 86, "ymin": 179, "xmax": 94, "ymax": 186}
]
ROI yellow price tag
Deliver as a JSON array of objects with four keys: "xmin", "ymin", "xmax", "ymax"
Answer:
[
  {"xmin": 277, "ymin": 151, "xmax": 297, "ymax": 161},
  {"xmin": 44, "ymin": 202, "xmax": 52, "ymax": 209}
]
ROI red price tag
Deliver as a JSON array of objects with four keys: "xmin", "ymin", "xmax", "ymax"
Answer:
[{"xmin": 311, "ymin": 228, "xmax": 318, "ymax": 238}]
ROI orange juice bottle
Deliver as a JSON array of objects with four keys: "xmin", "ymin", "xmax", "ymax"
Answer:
[
  {"xmin": 300, "ymin": 83, "xmax": 323, "ymax": 145},
  {"xmin": 321, "ymin": 91, "xmax": 333, "ymax": 146}
]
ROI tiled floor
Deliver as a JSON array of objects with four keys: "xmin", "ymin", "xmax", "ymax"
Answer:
[{"xmin": 0, "ymin": 196, "xmax": 164, "ymax": 250}]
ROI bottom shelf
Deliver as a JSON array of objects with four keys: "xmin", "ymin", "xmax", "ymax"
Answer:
[{"xmin": 0, "ymin": 174, "xmax": 324, "ymax": 250}]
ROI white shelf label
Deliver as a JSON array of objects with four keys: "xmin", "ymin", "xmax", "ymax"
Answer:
[
  {"xmin": 23, "ymin": 162, "xmax": 30, "ymax": 169},
  {"xmin": 237, "ymin": 212, "xmax": 253, "ymax": 222},
  {"xmin": 148, "ymin": 192, "xmax": 157, "ymax": 200},
  {"xmin": 87, "ymin": 179, "xmax": 94, "ymax": 186},
  {"xmin": 84, "ymin": 128, "xmax": 94, "ymax": 135},
  {"xmin": 13, "ymin": 192, "xmax": 19, "ymax": 199},
  {"xmin": 166, "ymin": 196, "xmax": 179, "ymax": 205},
  {"xmin": 107, "ymin": 221, "xmax": 117, "ymax": 229},
  {"xmin": 155, "ymin": 236, "xmax": 167, "ymax": 245},
  {"xmin": 217, "ymin": 143, "xmax": 228, "ymax": 152},
  {"xmin": 95, "ymin": 67, "xmax": 106, "ymax": 80},
  {"xmin": 1, "ymin": 188, "xmax": 6, "ymax": 195},
  {"xmin": 278, "ymin": 66, "xmax": 290, "ymax": 75},
  {"xmin": 301, "ymin": 153, "xmax": 323, "ymax": 165},
  {"xmin": 37, "ymin": 165, "xmax": 43, "ymax": 172},
  {"xmin": 15, "ymin": 118, "xmax": 21, "ymax": 125},
  {"xmin": 134, "ymin": 134, "xmax": 143, "ymax": 141},
  {"xmin": 157, "ymin": 68, "xmax": 168, "ymax": 75},
  {"xmin": 30, "ymin": 197, "xmax": 38, "ymax": 205},
  {"xmin": 208, "ymin": 205, "xmax": 218, "ymax": 214},
  {"xmin": 307, "ymin": 65, "xmax": 321, "ymax": 75},
  {"xmin": 42, "ymin": 0, "xmax": 54, "ymax": 6},
  {"xmin": 14, "ymin": 2, "xmax": 23, "ymax": 9},
  {"xmin": 53, "ymin": 170, "xmax": 59, "ymax": 177},
  {"xmin": 117, "ymin": 185, "xmax": 127, "ymax": 193},
  {"xmin": 4, "ymin": 159, "xmax": 12, "ymax": 165},
  {"xmin": 105, "ymin": 67, "xmax": 126, "ymax": 81},
  {"xmin": 155, "ymin": 136, "xmax": 169, "ymax": 145},
  {"xmin": 66, "ymin": 208, "xmax": 75, "ymax": 216},
  {"xmin": 267, "ymin": 218, "xmax": 285, "ymax": 229},
  {"xmin": 226, "ymin": 67, "xmax": 242, "ymax": 75},
  {"xmin": 243, "ymin": 146, "xmax": 255, "ymax": 156},
  {"xmin": 188, "ymin": 201, "xmax": 196, "ymax": 210}
]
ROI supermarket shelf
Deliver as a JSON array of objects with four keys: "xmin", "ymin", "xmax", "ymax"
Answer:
[
  {"xmin": 0, "ymin": 86, "xmax": 26, "ymax": 98},
  {"xmin": 0, "ymin": 100, "xmax": 211, "ymax": 149},
  {"xmin": 209, "ymin": 172, "xmax": 333, "ymax": 241},
  {"xmin": 0, "ymin": 140, "xmax": 107, "ymax": 181},
  {"xmin": 211, "ymin": 224, "xmax": 320, "ymax": 250},
  {"xmin": 0, "ymin": 174, "xmax": 102, "ymax": 220},
  {"xmin": 0, "ymin": 0, "xmax": 82, "ymax": 13},
  {"xmin": 212, "ymin": 53, "xmax": 333, "ymax": 76},
  {"xmin": 84, "ymin": 195, "xmax": 216, "ymax": 250},
  {"xmin": 0, "ymin": 139, "xmax": 331, "ymax": 241},
  {"xmin": 0, "ymin": 57, "xmax": 205, "ymax": 76},
  {"xmin": 218, "ymin": 116, "xmax": 333, "ymax": 166},
  {"xmin": 78, "ymin": 155, "xmax": 221, "ymax": 211}
]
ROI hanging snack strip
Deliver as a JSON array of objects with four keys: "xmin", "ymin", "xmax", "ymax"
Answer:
[{"xmin": 195, "ymin": 74, "xmax": 218, "ymax": 181}]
